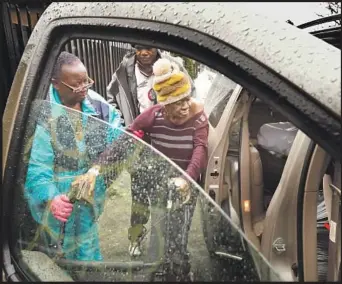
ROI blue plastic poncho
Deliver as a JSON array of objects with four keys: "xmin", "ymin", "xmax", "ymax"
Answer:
[{"xmin": 24, "ymin": 85, "xmax": 122, "ymax": 261}]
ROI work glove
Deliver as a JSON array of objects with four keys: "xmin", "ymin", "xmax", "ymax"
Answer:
[
  {"xmin": 170, "ymin": 177, "xmax": 191, "ymax": 204},
  {"xmin": 71, "ymin": 165, "xmax": 101, "ymax": 204},
  {"xmin": 50, "ymin": 194, "xmax": 74, "ymax": 222}
]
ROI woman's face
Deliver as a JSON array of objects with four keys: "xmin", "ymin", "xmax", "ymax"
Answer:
[
  {"xmin": 52, "ymin": 62, "xmax": 89, "ymax": 105},
  {"xmin": 166, "ymin": 97, "xmax": 191, "ymax": 119}
]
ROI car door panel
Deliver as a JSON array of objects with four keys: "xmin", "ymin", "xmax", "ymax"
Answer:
[
  {"xmin": 200, "ymin": 82, "xmax": 250, "ymax": 258},
  {"xmin": 20, "ymin": 250, "xmax": 74, "ymax": 282},
  {"xmin": 204, "ymin": 85, "xmax": 244, "ymax": 206},
  {"xmin": 301, "ymin": 145, "xmax": 330, "ymax": 281},
  {"xmin": 327, "ymin": 162, "xmax": 341, "ymax": 281},
  {"xmin": 260, "ymin": 131, "xmax": 313, "ymax": 281},
  {"xmin": 239, "ymin": 97, "xmax": 264, "ymax": 250}
]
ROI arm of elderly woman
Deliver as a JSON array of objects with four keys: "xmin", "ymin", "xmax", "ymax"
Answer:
[
  {"xmin": 71, "ymin": 108, "xmax": 156, "ymax": 192},
  {"xmin": 185, "ymin": 117, "xmax": 209, "ymax": 181},
  {"xmin": 129, "ymin": 105, "xmax": 209, "ymax": 183},
  {"xmin": 92, "ymin": 106, "xmax": 156, "ymax": 168},
  {"xmin": 96, "ymin": 105, "xmax": 209, "ymax": 184},
  {"xmin": 173, "ymin": 112, "xmax": 209, "ymax": 203}
]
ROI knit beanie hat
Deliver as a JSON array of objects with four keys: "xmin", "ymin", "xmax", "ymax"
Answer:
[{"xmin": 152, "ymin": 58, "xmax": 191, "ymax": 105}]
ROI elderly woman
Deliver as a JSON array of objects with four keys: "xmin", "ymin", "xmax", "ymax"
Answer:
[{"xmin": 76, "ymin": 57, "xmax": 209, "ymax": 280}]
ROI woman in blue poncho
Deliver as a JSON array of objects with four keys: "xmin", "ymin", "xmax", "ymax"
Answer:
[{"xmin": 24, "ymin": 52, "xmax": 122, "ymax": 261}]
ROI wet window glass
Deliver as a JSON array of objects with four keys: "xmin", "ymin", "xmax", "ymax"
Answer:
[{"xmin": 10, "ymin": 38, "xmax": 283, "ymax": 282}]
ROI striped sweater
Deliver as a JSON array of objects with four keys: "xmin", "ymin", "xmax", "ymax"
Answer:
[{"xmin": 128, "ymin": 104, "xmax": 209, "ymax": 181}]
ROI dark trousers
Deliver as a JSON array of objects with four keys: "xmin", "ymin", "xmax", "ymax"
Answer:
[
  {"xmin": 128, "ymin": 171, "xmax": 152, "ymax": 242},
  {"xmin": 128, "ymin": 167, "xmax": 198, "ymax": 277},
  {"xmin": 148, "ymin": 192, "xmax": 198, "ymax": 271},
  {"xmin": 128, "ymin": 170, "xmax": 197, "ymax": 242}
]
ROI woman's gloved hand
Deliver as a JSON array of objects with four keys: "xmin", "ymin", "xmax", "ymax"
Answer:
[
  {"xmin": 171, "ymin": 177, "xmax": 191, "ymax": 204},
  {"xmin": 132, "ymin": 130, "xmax": 144, "ymax": 139},
  {"xmin": 50, "ymin": 194, "xmax": 74, "ymax": 222},
  {"xmin": 71, "ymin": 165, "xmax": 101, "ymax": 203}
]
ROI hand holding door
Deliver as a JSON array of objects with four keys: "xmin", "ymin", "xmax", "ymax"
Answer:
[
  {"xmin": 171, "ymin": 177, "xmax": 191, "ymax": 204},
  {"xmin": 70, "ymin": 165, "xmax": 101, "ymax": 204}
]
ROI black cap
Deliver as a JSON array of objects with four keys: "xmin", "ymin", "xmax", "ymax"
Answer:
[{"xmin": 132, "ymin": 44, "xmax": 154, "ymax": 50}]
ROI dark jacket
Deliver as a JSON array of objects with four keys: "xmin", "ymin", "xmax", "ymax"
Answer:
[{"xmin": 107, "ymin": 50, "xmax": 196, "ymax": 126}]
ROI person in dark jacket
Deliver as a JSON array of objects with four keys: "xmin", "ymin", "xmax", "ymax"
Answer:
[
  {"xmin": 107, "ymin": 45, "xmax": 197, "ymax": 256},
  {"xmin": 107, "ymin": 45, "xmax": 196, "ymax": 126}
]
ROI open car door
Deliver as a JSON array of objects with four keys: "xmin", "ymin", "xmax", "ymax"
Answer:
[
  {"xmin": 259, "ymin": 139, "xmax": 340, "ymax": 281},
  {"xmin": 200, "ymin": 73, "xmax": 254, "ymax": 260}
]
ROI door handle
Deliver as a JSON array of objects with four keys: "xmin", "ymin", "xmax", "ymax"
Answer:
[{"xmin": 210, "ymin": 170, "xmax": 219, "ymax": 178}]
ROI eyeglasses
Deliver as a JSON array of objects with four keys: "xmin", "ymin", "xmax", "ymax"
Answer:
[{"xmin": 60, "ymin": 77, "xmax": 94, "ymax": 93}]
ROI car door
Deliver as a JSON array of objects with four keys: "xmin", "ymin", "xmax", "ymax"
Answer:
[
  {"xmin": 3, "ymin": 2, "xmax": 340, "ymax": 282},
  {"xmin": 199, "ymin": 73, "xmax": 248, "ymax": 257},
  {"xmin": 1, "ymin": 8, "xmax": 279, "ymax": 284},
  {"xmin": 258, "ymin": 133, "xmax": 315, "ymax": 280},
  {"xmin": 6, "ymin": 96, "xmax": 283, "ymax": 282},
  {"xmin": 260, "ymin": 141, "xmax": 341, "ymax": 281},
  {"xmin": 1, "ymin": 52, "xmax": 281, "ymax": 283}
]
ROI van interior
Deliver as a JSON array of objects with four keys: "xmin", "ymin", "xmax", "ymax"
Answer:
[{"xmin": 207, "ymin": 86, "xmax": 337, "ymax": 281}]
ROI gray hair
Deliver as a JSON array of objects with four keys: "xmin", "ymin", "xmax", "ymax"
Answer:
[{"xmin": 52, "ymin": 51, "xmax": 81, "ymax": 80}]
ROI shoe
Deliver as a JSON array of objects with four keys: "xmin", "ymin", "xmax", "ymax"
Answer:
[
  {"xmin": 177, "ymin": 271, "xmax": 194, "ymax": 282},
  {"xmin": 187, "ymin": 271, "xmax": 195, "ymax": 282},
  {"xmin": 128, "ymin": 225, "xmax": 146, "ymax": 257},
  {"xmin": 129, "ymin": 242, "xmax": 142, "ymax": 257}
]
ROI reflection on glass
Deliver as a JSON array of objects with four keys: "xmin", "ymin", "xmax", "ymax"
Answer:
[{"xmin": 16, "ymin": 100, "xmax": 281, "ymax": 281}]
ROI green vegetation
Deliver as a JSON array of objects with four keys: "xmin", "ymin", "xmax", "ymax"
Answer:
[{"xmin": 170, "ymin": 52, "xmax": 199, "ymax": 79}]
